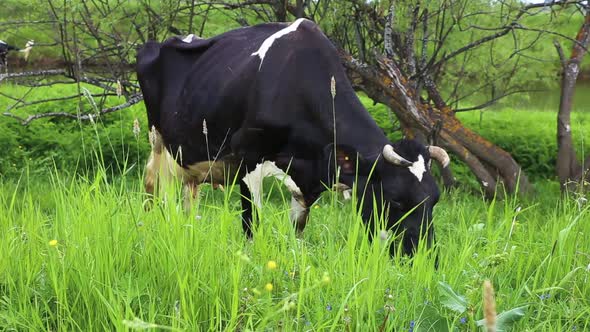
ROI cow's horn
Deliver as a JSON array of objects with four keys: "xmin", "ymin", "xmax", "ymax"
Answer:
[
  {"xmin": 428, "ymin": 145, "xmax": 450, "ymax": 168},
  {"xmin": 383, "ymin": 144, "xmax": 412, "ymax": 167}
]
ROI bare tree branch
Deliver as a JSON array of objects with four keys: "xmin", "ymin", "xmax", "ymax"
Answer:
[
  {"xmin": 0, "ymin": 69, "xmax": 67, "ymax": 83},
  {"xmin": 454, "ymin": 89, "xmax": 545, "ymax": 112},
  {"xmin": 383, "ymin": 3, "xmax": 395, "ymax": 58},
  {"xmin": 2, "ymin": 94, "xmax": 143, "ymax": 125}
]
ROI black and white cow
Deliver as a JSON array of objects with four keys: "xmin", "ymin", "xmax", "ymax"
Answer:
[
  {"xmin": 0, "ymin": 40, "xmax": 34, "ymax": 71},
  {"xmin": 0, "ymin": 40, "xmax": 19, "ymax": 69},
  {"xmin": 136, "ymin": 18, "xmax": 450, "ymax": 256}
]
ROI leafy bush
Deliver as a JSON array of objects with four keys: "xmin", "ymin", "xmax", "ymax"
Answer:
[
  {"xmin": 2, "ymin": 81, "xmax": 589, "ymax": 182},
  {"xmin": 358, "ymin": 98, "xmax": 590, "ymax": 181},
  {"xmin": 0, "ymin": 83, "xmax": 150, "ymax": 179},
  {"xmin": 457, "ymin": 109, "xmax": 590, "ymax": 180}
]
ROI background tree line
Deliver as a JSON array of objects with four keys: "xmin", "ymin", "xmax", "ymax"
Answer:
[{"xmin": 1, "ymin": 0, "xmax": 589, "ymax": 195}]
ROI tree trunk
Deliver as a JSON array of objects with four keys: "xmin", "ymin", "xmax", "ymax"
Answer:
[
  {"xmin": 339, "ymin": 52, "xmax": 532, "ymax": 198},
  {"xmin": 555, "ymin": 11, "xmax": 590, "ymax": 192},
  {"xmin": 274, "ymin": 0, "xmax": 287, "ymax": 22},
  {"xmin": 295, "ymin": 0, "xmax": 305, "ymax": 18}
]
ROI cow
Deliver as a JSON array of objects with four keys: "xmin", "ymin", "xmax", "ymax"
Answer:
[
  {"xmin": 0, "ymin": 40, "xmax": 18, "ymax": 70},
  {"xmin": 0, "ymin": 40, "xmax": 34, "ymax": 73},
  {"xmin": 136, "ymin": 18, "xmax": 450, "ymax": 256}
]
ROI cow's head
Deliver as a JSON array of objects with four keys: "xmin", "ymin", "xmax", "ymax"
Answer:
[{"xmin": 330, "ymin": 139, "xmax": 449, "ymax": 257}]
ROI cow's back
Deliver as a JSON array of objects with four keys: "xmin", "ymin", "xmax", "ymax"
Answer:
[{"xmin": 136, "ymin": 20, "xmax": 333, "ymax": 166}]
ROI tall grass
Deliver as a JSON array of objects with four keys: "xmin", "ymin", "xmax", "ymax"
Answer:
[
  {"xmin": 1, "ymin": 158, "xmax": 589, "ymax": 331},
  {"xmin": 1, "ymin": 85, "xmax": 589, "ymax": 330}
]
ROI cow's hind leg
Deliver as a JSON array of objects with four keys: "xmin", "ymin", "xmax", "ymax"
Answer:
[
  {"xmin": 144, "ymin": 126, "xmax": 175, "ymax": 209},
  {"xmin": 145, "ymin": 126, "xmax": 164, "ymax": 207}
]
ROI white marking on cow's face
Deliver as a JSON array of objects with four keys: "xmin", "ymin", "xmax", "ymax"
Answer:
[
  {"xmin": 251, "ymin": 18, "xmax": 307, "ymax": 70},
  {"xmin": 182, "ymin": 34, "xmax": 195, "ymax": 43},
  {"xmin": 482, "ymin": 181, "xmax": 489, "ymax": 187},
  {"xmin": 408, "ymin": 154, "xmax": 426, "ymax": 182}
]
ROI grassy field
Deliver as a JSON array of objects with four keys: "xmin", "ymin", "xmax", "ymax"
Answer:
[
  {"xmin": 1, "ymin": 87, "xmax": 590, "ymax": 331},
  {"xmin": 2, "ymin": 3, "xmax": 590, "ymax": 329},
  {"xmin": 1, "ymin": 158, "xmax": 589, "ymax": 331}
]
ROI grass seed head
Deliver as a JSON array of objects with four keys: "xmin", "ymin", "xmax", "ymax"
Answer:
[
  {"xmin": 133, "ymin": 118, "xmax": 140, "ymax": 138},
  {"xmin": 116, "ymin": 80, "xmax": 123, "ymax": 97},
  {"xmin": 330, "ymin": 76, "xmax": 336, "ymax": 98},
  {"xmin": 483, "ymin": 280, "xmax": 497, "ymax": 332}
]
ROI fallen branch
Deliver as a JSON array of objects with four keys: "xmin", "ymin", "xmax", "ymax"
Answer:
[{"xmin": 0, "ymin": 69, "xmax": 67, "ymax": 83}]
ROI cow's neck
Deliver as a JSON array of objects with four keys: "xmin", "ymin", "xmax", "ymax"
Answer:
[{"xmin": 331, "ymin": 91, "xmax": 390, "ymax": 161}]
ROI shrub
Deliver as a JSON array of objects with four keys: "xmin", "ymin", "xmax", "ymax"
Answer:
[{"xmin": 0, "ymin": 83, "xmax": 150, "ymax": 178}]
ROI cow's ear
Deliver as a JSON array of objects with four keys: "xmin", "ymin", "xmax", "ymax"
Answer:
[{"xmin": 324, "ymin": 144, "xmax": 363, "ymax": 175}]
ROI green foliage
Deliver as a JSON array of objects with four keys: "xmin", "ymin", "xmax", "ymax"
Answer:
[
  {"xmin": 358, "ymin": 94, "xmax": 403, "ymax": 142},
  {"xmin": 0, "ymin": 166, "xmax": 588, "ymax": 330},
  {"xmin": 0, "ymin": 83, "xmax": 150, "ymax": 179},
  {"xmin": 2, "ymin": 80, "xmax": 588, "ymax": 182},
  {"xmin": 438, "ymin": 281, "xmax": 468, "ymax": 314},
  {"xmin": 476, "ymin": 306, "xmax": 528, "ymax": 332},
  {"xmin": 457, "ymin": 109, "xmax": 590, "ymax": 180},
  {"xmin": 356, "ymin": 94, "xmax": 590, "ymax": 182}
]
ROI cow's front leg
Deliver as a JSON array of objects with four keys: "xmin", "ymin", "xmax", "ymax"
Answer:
[
  {"xmin": 291, "ymin": 193, "xmax": 320, "ymax": 233},
  {"xmin": 240, "ymin": 180, "xmax": 254, "ymax": 238}
]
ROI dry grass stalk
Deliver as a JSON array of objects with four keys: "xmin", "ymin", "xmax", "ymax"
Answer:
[{"xmin": 483, "ymin": 279, "xmax": 497, "ymax": 332}]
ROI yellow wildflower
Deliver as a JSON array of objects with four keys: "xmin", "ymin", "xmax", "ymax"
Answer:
[
  {"xmin": 264, "ymin": 283, "xmax": 273, "ymax": 292},
  {"xmin": 266, "ymin": 260, "xmax": 278, "ymax": 270},
  {"xmin": 48, "ymin": 239, "xmax": 58, "ymax": 247}
]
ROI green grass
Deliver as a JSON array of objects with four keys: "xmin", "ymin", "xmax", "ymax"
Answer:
[
  {"xmin": 1, "ymin": 162, "xmax": 589, "ymax": 331},
  {"xmin": 1, "ymin": 75, "xmax": 589, "ymax": 332},
  {"xmin": 457, "ymin": 108, "xmax": 590, "ymax": 182}
]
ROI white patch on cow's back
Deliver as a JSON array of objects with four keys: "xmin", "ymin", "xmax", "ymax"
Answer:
[
  {"xmin": 242, "ymin": 161, "xmax": 303, "ymax": 208},
  {"xmin": 408, "ymin": 154, "xmax": 426, "ymax": 182},
  {"xmin": 182, "ymin": 34, "xmax": 196, "ymax": 43},
  {"xmin": 251, "ymin": 18, "xmax": 307, "ymax": 70}
]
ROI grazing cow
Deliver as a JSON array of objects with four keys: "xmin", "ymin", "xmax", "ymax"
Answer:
[
  {"xmin": 0, "ymin": 40, "xmax": 19, "ymax": 69},
  {"xmin": 136, "ymin": 18, "xmax": 450, "ymax": 256},
  {"xmin": 0, "ymin": 40, "xmax": 34, "ymax": 72}
]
